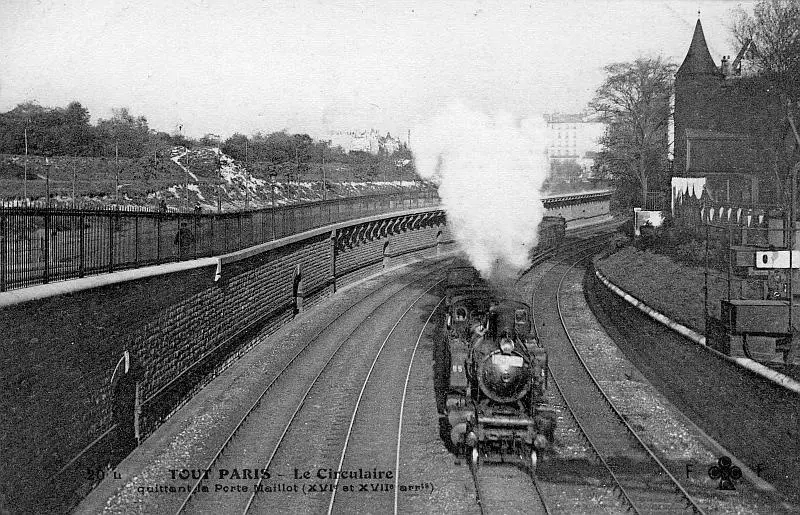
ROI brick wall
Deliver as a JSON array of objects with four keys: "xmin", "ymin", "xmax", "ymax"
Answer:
[{"xmin": 0, "ymin": 209, "xmax": 447, "ymax": 514}]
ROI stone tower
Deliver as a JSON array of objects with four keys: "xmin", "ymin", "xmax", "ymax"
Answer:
[{"xmin": 673, "ymin": 18, "xmax": 723, "ymax": 175}]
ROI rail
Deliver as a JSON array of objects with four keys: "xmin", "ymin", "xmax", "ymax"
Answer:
[
  {"xmin": 0, "ymin": 190, "xmax": 439, "ymax": 292},
  {"xmin": 553, "ymin": 243, "xmax": 705, "ymax": 514}
]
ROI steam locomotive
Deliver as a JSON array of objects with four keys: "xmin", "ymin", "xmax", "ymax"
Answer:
[{"xmin": 438, "ymin": 264, "xmax": 557, "ymax": 472}]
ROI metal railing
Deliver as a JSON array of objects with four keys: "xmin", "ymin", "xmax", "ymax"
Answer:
[{"xmin": 0, "ymin": 191, "xmax": 440, "ymax": 292}]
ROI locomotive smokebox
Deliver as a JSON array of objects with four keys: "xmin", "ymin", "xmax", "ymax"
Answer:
[{"xmin": 478, "ymin": 351, "xmax": 532, "ymax": 403}]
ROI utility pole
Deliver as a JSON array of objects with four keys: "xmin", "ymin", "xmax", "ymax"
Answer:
[
  {"xmin": 115, "ymin": 143, "xmax": 120, "ymax": 203},
  {"xmin": 322, "ymin": 145, "xmax": 326, "ymax": 201},
  {"xmin": 270, "ymin": 172, "xmax": 277, "ymax": 240},
  {"xmin": 217, "ymin": 146, "xmax": 222, "ymax": 213},
  {"xmin": 185, "ymin": 150, "xmax": 190, "ymax": 211},
  {"xmin": 23, "ymin": 125, "xmax": 28, "ymax": 201},
  {"xmin": 45, "ymin": 153, "xmax": 51, "ymax": 206},
  {"xmin": 295, "ymin": 147, "xmax": 300, "ymax": 203},
  {"xmin": 244, "ymin": 137, "xmax": 249, "ymax": 209}
]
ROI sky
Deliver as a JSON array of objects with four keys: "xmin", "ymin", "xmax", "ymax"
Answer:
[{"xmin": 0, "ymin": 0, "xmax": 754, "ymax": 140}]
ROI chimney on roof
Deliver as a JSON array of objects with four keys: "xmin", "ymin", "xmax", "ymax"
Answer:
[{"xmin": 721, "ymin": 55, "xmax": 731, "ymax": 77}]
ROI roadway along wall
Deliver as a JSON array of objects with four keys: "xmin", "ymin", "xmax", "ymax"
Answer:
[{"xmin": 0, "ymin": 207, "xmax": 450, "ymax": 514}]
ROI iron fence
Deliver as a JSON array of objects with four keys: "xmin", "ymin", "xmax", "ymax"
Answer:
[{"xmin": 0, "ymin": 191, "xmax": 440, "ymax": 292}]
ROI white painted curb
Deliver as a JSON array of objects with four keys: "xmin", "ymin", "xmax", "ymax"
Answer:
[{"xmin": 595, "ymin": 268, "xmax": 800, "ymax": 395}]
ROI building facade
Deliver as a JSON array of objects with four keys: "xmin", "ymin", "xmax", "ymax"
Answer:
[
  {"xmin": 544, "ymin": 112, "xmax": 605, "ymax": 178},
  {"xmin": 673, "ymin": 19, "xmax": 796, "ymax": 205},
  {"xmin": 327, "ymin": 129, "xmax": 404, "ymax": 155}
]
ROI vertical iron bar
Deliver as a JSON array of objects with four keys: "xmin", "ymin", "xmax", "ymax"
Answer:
[
  {"xmin": 727, "ymin": 225, "xmax": 732, "ymax": 301},
  {"xmin": 43, "ymin": 209, "xmax": 50, "ymax": 284},
  {"xmin": 1, "ymin": 209, "xmax": 6, "ymax": 292},
  {"xmin": 109, "ymin": 210, "xmax": 115, "ymax": 273},
  {"xmin": 79, "ymin": 212, "xmax": 85, "ymax": 277},
  {"xmin": 790, "ymin": 165, "xmax": 797, "ymax": 333},
  {"xmin": 210, "ymin": 214, "xmax": 215, "ymax": 256},
  {"xmin": 135, "ymin": 216, "xmax": 139, "ymax": 264},
  {"xmin": 156, "ymin": 216, "xmax": 162, "ymax": 264},
  {"xmin": 704, "ymin": 203, "xmax": 708, "ymax": 324}
]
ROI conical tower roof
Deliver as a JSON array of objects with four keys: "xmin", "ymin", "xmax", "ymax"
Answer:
[{"xmin": 677, "ymin": 19, "xmax": 720, "ymax": 77}]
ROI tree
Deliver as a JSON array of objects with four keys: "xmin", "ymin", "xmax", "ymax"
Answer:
[
  {"xmin": 222, "ymin": 133, "xmax": 249, "ymax": 161},
  {"xmin": 95, "ymin": 108, "xmax": 151, "ymax": 158},
  {"xmin": 730, "ymin": 0, "xmax": 800, "ymax": 103},
  {"xmin": 729, "ymin": 0, "xmax": 800, "ymax": 199},
  {"xmin": 590, "ymin": 56, "xmax": 676, "ymax": 207}
]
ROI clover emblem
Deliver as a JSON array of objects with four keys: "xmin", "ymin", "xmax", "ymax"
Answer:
[{"xmin": 708, "ymin": 456, "xmax": 742, "ymax": 490}]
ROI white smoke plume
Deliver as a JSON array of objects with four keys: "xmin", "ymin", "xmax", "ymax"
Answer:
[{"xmin": 413, "ymin": 101, "xmax": 550, "ymax": 281}]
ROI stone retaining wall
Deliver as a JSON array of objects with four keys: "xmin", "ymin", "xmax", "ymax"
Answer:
[{"xmin": 0, "ymin": 208, "xmax": 449, "ymax": 514}]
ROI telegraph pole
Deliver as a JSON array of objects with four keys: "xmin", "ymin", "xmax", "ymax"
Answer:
[
  {"xmin": 115, "ymin": 143, "xmax": 120, "ymax": 203},
  {"xmin": 322, "ymin": 145, "xmax": 326, "ymax": 201},
  {"xmin": 23, "ymin": 126, "xmax": 28, "ymax": 201},
  {"xmin": 185, "ymin": 150, "xmax": 190, "ymax": 211},
  {"xmin": 44, "ymin": 152, "xmax": 51, "ymax": 206},
  {"xmin": 217, "ymin": 146, "xmax": 222, "ymax": 213},
  {"xmin": 245, "ymin": 138, "xmax": 249, "ymax": 209}
]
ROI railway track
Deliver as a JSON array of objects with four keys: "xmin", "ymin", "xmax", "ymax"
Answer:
[
  {"xmin": 322, "ymin": 297, "xmax": 445, "ymax": 515},
  {"xmin": 173, "ymin": 258, "xmax": 452, "ymax": 514},
  {"xmin": 459, "ymin": 228, "xmax": 620, "ymax": 515},
  {"xmin": 530, "ymin": 236, "xmax": 706, "ymax": 514},
  {"xmin": 467, "ymin": 456, "xmax": 551, "ymax": 515},
  {"xmin": 245, "ymin": 282, "xmax": 443, "ymax": 514}
]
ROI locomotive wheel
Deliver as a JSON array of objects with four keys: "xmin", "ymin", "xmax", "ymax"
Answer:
[{"xmin": 530, "ymin": 450, "xmax": 538, "ymax": 474}]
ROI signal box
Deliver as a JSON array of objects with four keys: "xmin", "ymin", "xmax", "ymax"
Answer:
[{"xmin": 720, "ymin": 299, "xmax": 791, "ymax": 335}]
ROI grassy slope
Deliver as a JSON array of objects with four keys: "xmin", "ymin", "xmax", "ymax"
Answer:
[
  {"xmin": 596, "ymin": 246, "xmax": 732, "ymax": 333},
  {"xmin": 0, "ymin": 151, "xmax": 426, "ymax": 209}
]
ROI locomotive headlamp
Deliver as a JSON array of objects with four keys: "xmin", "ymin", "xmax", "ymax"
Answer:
[{"xmin": 500, "ymin": 338, "xmax": 514, "ymax": 354}]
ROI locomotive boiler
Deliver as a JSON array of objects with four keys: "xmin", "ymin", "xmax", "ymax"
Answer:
[{"xmin": 439, "ymin": 265, "xmax": 556, "ymax": 472}]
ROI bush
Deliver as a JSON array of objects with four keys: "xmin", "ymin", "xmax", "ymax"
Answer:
[{"xmin": 676, "ymin": 240, "xmax": 706, "ymax": 264}]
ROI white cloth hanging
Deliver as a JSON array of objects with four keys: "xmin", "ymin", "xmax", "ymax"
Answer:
[{"xmin": 671, "ymin": 177, "xmax": 707, "ymax": 214}]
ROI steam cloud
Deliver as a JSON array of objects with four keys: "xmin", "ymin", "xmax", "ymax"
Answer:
[{"xmin": 413, "ymin": 102, "xmax": 550, "ymax": 281}]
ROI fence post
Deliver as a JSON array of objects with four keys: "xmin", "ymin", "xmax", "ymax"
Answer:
[
  {"xmin": 156, "ymin": 216, "xmax": 162, "ymax": 264},
  {"xmin": 330, "ymin": 229, "xmax": 337, "ymax": 293},
  {"xmin": 79, "ymin": 212, "xmax": 85, "ymax": 277},
  {"xmin": 1, "ymin": 209, "xmax": 6, "ymax": 292},
  {"xmin": 43, "ymin": 210, "xmax": 50, "ymax": 284},
  {"xmin": 135, "ymin": 216, "xmax": 140, "ymax": 264},
  {"xmin": 238, "ymin": 212, "xmax": 243, "ymax": 251},
  {"xmin": 209, "ymin": 214, "xmax": 215, "ymax": 255},
  {"xmin": 108, "ymin": 210, "xmax": 115, "ymax": 273}
]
